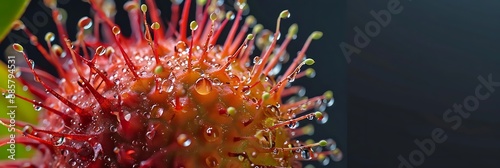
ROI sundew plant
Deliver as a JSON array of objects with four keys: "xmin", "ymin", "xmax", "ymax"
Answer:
[{"xmin": 0, "ymin": 0, "xmax": 342, "ymax": 167}]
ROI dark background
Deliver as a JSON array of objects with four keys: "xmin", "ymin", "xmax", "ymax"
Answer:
[
  {"xmin": 4, "ymin": 0, "xmax": 500, "ymax": 168},
  {"xmin": 346, "ymin": 0, "xmax": 500, "ymax": 168}
]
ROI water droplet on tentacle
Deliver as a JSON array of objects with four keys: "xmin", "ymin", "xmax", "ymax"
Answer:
[{"xmin": 195, "ymin": 77, "xmax": 212, "ymax": 95}]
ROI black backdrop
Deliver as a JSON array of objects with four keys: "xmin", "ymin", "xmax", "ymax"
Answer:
[{"xmin": 346, "ymin": 0, "xmax": 500, "ymax": 168}]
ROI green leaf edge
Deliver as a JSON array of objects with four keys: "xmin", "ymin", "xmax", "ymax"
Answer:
[{"xmin": 0, "ymin": 0, "xmax": 30, "ymax": 42}]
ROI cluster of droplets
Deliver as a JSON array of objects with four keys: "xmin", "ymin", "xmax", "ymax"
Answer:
[{"xmin": 0, "ymin": 0, "xmax": 342, "ymax": 167}]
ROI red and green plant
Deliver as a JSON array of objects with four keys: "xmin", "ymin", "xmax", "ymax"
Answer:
[{"xmin": 0, "ymin": 0, "xmax": 342, "ymax": 167}]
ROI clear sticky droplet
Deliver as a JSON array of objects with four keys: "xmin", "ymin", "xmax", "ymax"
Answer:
[
  {"xmin": 205, "ymin": 155, "xmax": 219, "ymax": 167},
  {"xmin": 331, "ymin": 148, "xmax": 343, "ymax": 162},
  {"xmin": 268, "ymin": 63, "xmax": 282, "ymax": 76},
  {"xmin": 327, "ymin": 139, "xmax": 337, "ymax": 150},
  {"xmin": 33, "ymin": 105, "xmax": 42, "ymax": 111},
  {"xmin": 203, "ymin": 126, "xmax": 221, "ymax": 142},
  {"xmin": 287, "ymin": 121, "xmax": 299, "ymax": 129},
  {"xmin": 25, "ymin": 145, "xmax": 32, "ymax": 152},
  {"xmin": 109, "ymin": 125, "xmax": 117, "ymax": 132},
  {"xmin": 154, "ymin": 107, "xmax": 164, "ymax": 118},
  {"xmin": 287, "ymin": 72, "xmax": 297, "ymax": 83},
  {"xmin": 175, "ymin": 41, "xmax": 187, "ymax": 52},
  {"xmin": 54, "ymin": 137, "xmax": 66, "ymax": 146},
  {"xmin": 253, "ymin": 56, "xmax": 262, "ymax": 65},
  {"xmin": 146, "ymin": 130, "xmax": 155, "ymax": 140},
  {"xmin": 195, "ymin": 78, "xmax": 212, "ymax": 95},
  {"xmin": 212, "ymin": 78, "xmax": 222, "ymax": 86},
  {"xmin": 62, "ymin": 149, "xmax": 70, "ymax": 156},
  {"xmin": 300, "ymin": 149, "xmax": 312, "ymax": 160},
  {"xmin": 317, "ymin": 112, "xmax": 329, "ymax": 124},
  {"xmin": 206, "ymin": 127, "xmax": 214, "ymax": 136},
  {"xmin": 124, "ymin": 113, "xmax": 131, "ymax": 122},
  {"xmin": 272, "ymin": 148, "xmax": 279, "ymax": 155},
  {"xmin": 307, "ymin": 114, "xmax": 314, "ymax": 120},
  {"xmin": 325, "ymin": 98, "xmax": 335, "ymax": 107},
  {"xmin": 321, "ymin": 156, "xmax": 331, "ymax": 165},
  {"xmin": 238, "ymin": 155, "xmax": 245, "ymax": 161},
  {"xmin": 22, "ymin": 125, "xmax": 34, "ymax": 135},
  {"xmin": 177, "ymin": 134, "xmax": 191, "ymax": 147},
  {"xmin": 314, "ymin": 100, "xmax": 327, "ymax": 112}
]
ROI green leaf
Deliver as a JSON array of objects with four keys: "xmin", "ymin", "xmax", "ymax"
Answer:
[
  {"xmin": 0, "ymin": 0, "xmax": 29, "ymax": 42},
  {"xmin": 0, "ymin": 58, "xmax": 38, "ymax": 159}
]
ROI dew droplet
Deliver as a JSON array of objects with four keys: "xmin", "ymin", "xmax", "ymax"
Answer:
[
  {"xmin": 146, "ymin": 130, "xmax": 155, "ymax": 140},
  {"xmin": 175, "ymin": 41, "xmax": 187, "ymax": 52},
  {"xmin": 317, "ymin": 112, "xmax": 329, "ymax": 124},
  {"xmin": 177, "ymin": 134, "xmax": 191, "ymax": 147},
  {"xmin": 268, "ymin": 63, "xmax": 282, "ymax": 76},
  {"xmin": 321, "ymin": 155, "xmax": 331, "ymax": 165},
  {"xmin": 78, "ymin": 17, "xmax": 93, "ymax": 29},
  {"xmin": 22, "ymin": 125, "xmax": 34, "ymax": 135},
  {"xmin": 331, "ymin": 148, "xmax": 343, "ymax": 162},
  {"xmin": 298, "ymin": 87, "xmax": 306, "ymax": 97},
  {"xmin": 272, "ymin": 148, "xmax": 279, "ymax": 155},
  {"xmin": 205, "ymin": 155, "xmax": 219, "ymax": 167},
  {"xmin": 103, "ymin": 155, "xmax": 111, "ymax": 162},
  {"xmin": 109, "ymin": 125, "xmax": 117, "ymax": 132},
  {"xmin": 55, "ymin": 137, "xmax": 66, "ymax": 146},
  {"xmin": 112, "ymin": 26, "xmax": 121, "ymax": 35},
  {"xmin": 62, "ymin": 149, "xmax": 70, "ymax": 156},
  {"xmin": 327, "ymin": 139, "xmax": 337, "ymax": 150},
  {"xmin": 124, "ymin": 113, "xmax": 131, "ymax": 121},
  {"xmin": 70, "ymin": 160, "xmax": 77, "ymax": 166},
  {"xmin": 212, "ymin": 78, "xmax": 222, "ymax": 86},
  {"xmin": 325, "ymin": 98, "xmax": 335, "ymax": 107},
  {"xmin": 307, "ymin": 114, "xmax": 314, "ymax": 120},
  {"xmin": 14, "ymin": 68, "xmax": 22, "ymax": 78},
  {"xmin": 242, "ymin": 86, "xmax": 251, "ymax": 95},
  {"xmin": 195, "ymin": 77, "xmax": 212, "ymax": 95},
  {"xmin": 113, "ymin": 147, "xmax": 120, "ymax": 154},
  {"xmin": 25, "ymin": 145, "xmax": 32, "ymax": 152},
  {"xmin": 314, "ymin": 100, "xmax": 327, "ymax": 112},
  {"xmin": 93, "ymin": 126, "xmax": 103, "ymax": 132},
  {"xmin": 33, "ymin": 105, "xmax": 42, "ymax": 111},
  {"xmin": 251, "ymin": 152, "xmax": 257, "ymax": 158},
  {"xmin": 253, "ymin": 56, "xmax": 262, "ymax": 65},
  {"xmin": 131, "ymin": 140, "xmax": 139, "ymax": 145},
  {"xmin": 287, "ymin": 121, "xmax": 299, "ymax": 129},
  {"xmin": 287, "ymin": 73, "xmax": 297, "ymax": 82},
  {"xmin": 238, "ymin": 155, "xmax": 245, "ymax": 161},
  {"xmin": 300, "ymin": 149, "xmax": 312, "ymax": 160},
  {"xmin": 295, "ymin": 147, "xmax": 303, "ymax": 153},
  {"xmin": 93, "ymin": 143, "xmax": 103, "ymax": 161},
  {"xmin": 206, "ymin": 127, "xmax": 213, "ymax": 136},
  {"xmin": 154, "ymin": 107, "xmax": 164, "ymax": 118},
  {"xmin": 4, "ymin": 93, "xmax": 13, "ymax": 99}
]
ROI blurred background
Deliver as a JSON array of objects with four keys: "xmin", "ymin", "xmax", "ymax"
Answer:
[{"xmin": 347, "ymin": 0, "xmax": 500, "ymax": 167}]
